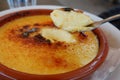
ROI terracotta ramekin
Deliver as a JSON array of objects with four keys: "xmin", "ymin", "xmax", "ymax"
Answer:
[{"xmin": 0, "ymin": 9, "xmax": 109, "ymax": 80}]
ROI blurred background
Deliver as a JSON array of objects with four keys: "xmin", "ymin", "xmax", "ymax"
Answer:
[{"xmin": 0, "ymin": 0, "xmax": 120, "ymax": 15}]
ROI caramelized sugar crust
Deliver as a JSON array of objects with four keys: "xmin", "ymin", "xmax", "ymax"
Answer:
[{"xmin": 0, "ymin": 15, "xmax": 99, "ymax": 74}]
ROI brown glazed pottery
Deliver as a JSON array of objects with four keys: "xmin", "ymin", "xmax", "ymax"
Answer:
[{"xmin": 0, "ymin": 9, "xmax": 109, "ymax": 80}]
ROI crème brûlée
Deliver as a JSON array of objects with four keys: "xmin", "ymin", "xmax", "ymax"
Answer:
[{"xmin": 0, "ymin": 15, "xmax": 99, "ymax": 74}]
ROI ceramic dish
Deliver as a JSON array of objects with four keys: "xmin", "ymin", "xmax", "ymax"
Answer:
[{"xmin": 0, "ymin": 9, "xmax": 108, "ymax": 80}]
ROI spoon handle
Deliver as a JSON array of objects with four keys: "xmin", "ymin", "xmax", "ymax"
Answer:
[
  {"xmin": 96, "ymin": 14, "xmax": 120, "ymax": 25},
  {"xmin": 84, "ymin": 14, "xmax": 120, "ymax": 31},
  {"xmin": 101, "ymin": 14, "xmax": 120, "ymax": 23}
]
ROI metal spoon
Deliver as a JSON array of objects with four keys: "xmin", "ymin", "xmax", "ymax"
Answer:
[{"xmin": 86, "ymin": 14, "xmax": 120, "ymax": 31}]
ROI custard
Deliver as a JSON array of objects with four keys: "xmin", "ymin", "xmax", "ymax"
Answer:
[
  {"xmin": 50, "ymin": 9, "xmax": 94, "ymax": 32},
  {"xmin": 0, "ymin": 15, "xmax": 99, "ymax": 74}
]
